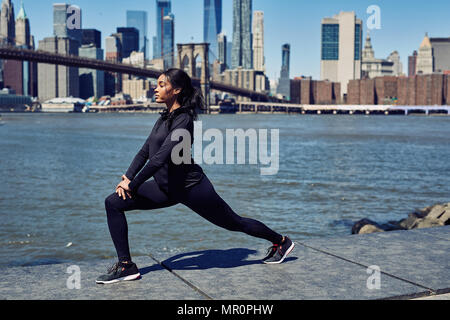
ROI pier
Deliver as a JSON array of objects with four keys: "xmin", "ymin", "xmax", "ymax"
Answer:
[
  {"xmin": 233, "ymin": 102, "xmax": 450, "ymax": 115},
  {"xmin": 89, "ymin": 103, "xmax": 166, "ymax": 113},
  {"xmin": 33, "ymin": 101, "xmax": 450, "ymax": 115},
  {"xmin": 1, "ymin": 226, "xmax": 448, "ymax": 300}
]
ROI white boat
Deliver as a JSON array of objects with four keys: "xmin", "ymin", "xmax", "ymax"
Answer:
[
  {"xmin": 41, "ymin": 103, "xmax": 76, "ymax": 113},
  {"xmin": 41, "ymin": 97, "xmax": 86, "ymax": 113}
]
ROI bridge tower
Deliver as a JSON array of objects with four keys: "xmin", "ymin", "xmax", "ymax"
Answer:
[{"xmin": 176, "ymin": 43, "xmax": 210, "ymax": 113}]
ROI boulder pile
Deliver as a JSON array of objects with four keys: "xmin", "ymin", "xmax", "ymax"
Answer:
[{"xmin": 352, "ymin": 202, "xmax": 450, "ymax": 235}]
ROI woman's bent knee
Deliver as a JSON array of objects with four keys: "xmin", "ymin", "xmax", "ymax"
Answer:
[{"xmin": 105, "ymin": 193, "xmax": 120, "ymax": 210}]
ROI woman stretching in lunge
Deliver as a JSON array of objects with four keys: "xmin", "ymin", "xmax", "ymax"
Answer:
[{"xmin": 96, "ymin": 68, "xmax": 295, "ymax": 284}]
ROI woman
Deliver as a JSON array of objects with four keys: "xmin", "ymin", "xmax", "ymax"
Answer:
[{"xmin": 96, "ymin": 68, "xmax": 294, "ymax": 284}]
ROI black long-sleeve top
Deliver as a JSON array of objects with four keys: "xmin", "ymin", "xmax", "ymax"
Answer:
[{"xmin": 125, "ymin": 107, "xmax": 204, "ymax": 194}]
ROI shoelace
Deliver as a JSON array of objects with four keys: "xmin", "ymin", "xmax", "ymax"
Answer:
[
  {"xmin": 266, "ymin": 244, "xmax": 280, "ymax": 256},
  {"xmin": 107, "ymin": 262, "xmax": 122, "ymax": 274}
]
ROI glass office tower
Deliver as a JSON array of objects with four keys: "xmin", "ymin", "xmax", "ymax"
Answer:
[
  {"xmin": 204, "ymin": 0, "xmax": 222, "ymax": 63},
  {"xmin": 154, "ymin": 0, "xmax": 171, "ymax": 59},
  {"xmin": 231, "ymin": 0, "xmax": 252, "ymax": 70},
  {"xmin": 127, "ymin": 10, "xmax": 148, "ymax": 59},
  {"xmin": 162, "ymin": 13, "xmax": 175, "ymax": 68},
  {"xmin": 277, "ymin": 44, "xmax": 290, "ymax": 99}
]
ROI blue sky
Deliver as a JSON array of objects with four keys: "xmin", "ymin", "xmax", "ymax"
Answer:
[{"xmin": 12, "ymin": 0, "xmax": 450, "ymax": 81}]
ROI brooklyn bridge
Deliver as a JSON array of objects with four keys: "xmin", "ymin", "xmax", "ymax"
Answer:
[{"xmin": 0, "ymin": 45, "xmax": 284, "ymax": 113}]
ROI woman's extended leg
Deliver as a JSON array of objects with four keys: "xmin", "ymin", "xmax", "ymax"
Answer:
[
  {"xmin": 179, "ymin": 175, "xmax": 284, "ymax": 245},
  {"xmin": 104, "ymin": 179, "xmax": 178, "ymax": 262}
]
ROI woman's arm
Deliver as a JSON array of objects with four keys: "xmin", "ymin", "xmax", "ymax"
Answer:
[
  {"xmin": 124, "ymin": 135, "xmax": 151, "ymax": 181},
  {"xmin": 127, "ymin": 113, "xmax": 192, "ymax": 192}
]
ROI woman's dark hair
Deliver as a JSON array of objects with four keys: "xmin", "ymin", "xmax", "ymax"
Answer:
[{"xmin": 160, "ymin": 68, "xmax": 205, "ymax": 121}]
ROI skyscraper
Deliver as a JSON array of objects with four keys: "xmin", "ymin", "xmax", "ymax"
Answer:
[
  {"xmin": 116, "ymin": 27, "xmax": 139, "ymax": 59},
  {"xmin": 105, "ymin": 36, "xmax": 122, "ymax": 62},
  {"xmin": 38, "ymin": 37, "xmax": 80, "ymax": 100},
  {"xmin": 277, "ymin": 44, "xmax": 290, "ymax": 99},
  {"xmin": 154, "ymin": 0, "xmax": 171, "ymax": 59},
  {"xmin": 105, "ymin": 35, "xmax": 122, "ymax": 95},
  {"xmin": 215, "ymin": 32, "xmax": 227, "ymax": 74},
  {"xmin": 252, "ymin": 10, "xmax": 264, "ymax": 72},
  {"xmin": 387, "ymin": 51, "xmax": 403, "ymax": 76},
  {"xmin": 38, "ymin": 3, "xmax": 82, "ymax": 100},
  {"xmin": 16, "ymin": 1, "xmax": 37, "ymax": 96},
  {"xmin": 79, "ymin": 44, "xmax": 104, "ymax": 99},
  {"xmin": 204, "ymin": 0, "xmax": 222, "ymax": 63},
  {"xmin": 162, "ymin": 13, "xmax": 174, "ymax": 68},
  {"xmin": 2, "ymin": 1, "xmax": 37, "ymax": 97},
  {"xmin": 321, "ymin": 11, "xmax": 362, "ymax": 97},
  {"xmin": 408, "ymin": 50, "xmax": 418, "ymax": 76},
  {"xmin": 227, "ymin": 41, "xmax": 232, "ymax": 69},
  {"xmin": 429, "ymin": 36, "xmax": 450, "ymax": 73},
  {"xmin": 0, "ymin": 0, "xmax": 15, "ymax": 44},
  {"xmin": 82, "ymin": 29, "xmax": 101, "ymax": 49},
  {"xmin": 127, "ymin": 10, "xmax": 148, "ymax": 59},
  {"xmin": 53, "ymin": 3, "xmax": 82, "ymax": 44},
  {"xmin": 416, "ymin": 33, "xmax": 433, "ymax": 75},
  {"xmin": 15, "ymin": 1, "xmax": 30, "ymax": 47},
  {"xmin": 231, "ymin": 0, "xmax": 252, "ymax": 69},
  {"xmin": 217, "ymin": 32, "xmax": 227, "ymax": 64}
]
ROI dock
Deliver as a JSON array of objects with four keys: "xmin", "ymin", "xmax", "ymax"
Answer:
[
  {"xmin": 89, "ymin": 103, "xmax": 165, "ymax": 113},
  {"xmin": 1, "ymin": 226, "xmax": 448, "ymax": 300},
  {"xmin": 73, "ymin": 102, "xmax": 450, "ymax": 115},
  {"xmin": 235, "ymin": 102, "xmax": 450, "ymax": 115}
]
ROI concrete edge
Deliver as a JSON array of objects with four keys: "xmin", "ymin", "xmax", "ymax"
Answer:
[{"xmin": 148, "ymin": 252, "xmax": 214, "ymax": 300}]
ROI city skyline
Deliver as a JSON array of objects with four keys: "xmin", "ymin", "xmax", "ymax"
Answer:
[{"xmin": 4, "ymin": 0, "xmax": 450, "ymax": 82}]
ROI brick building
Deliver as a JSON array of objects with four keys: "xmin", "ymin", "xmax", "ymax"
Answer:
[
  {"xmin": 290, "ymin": 79, "xmax": 341, "ymax": 105},
  {"xmin": 347, "ymin": 74, "xmax": 450, "ymax": 105}
]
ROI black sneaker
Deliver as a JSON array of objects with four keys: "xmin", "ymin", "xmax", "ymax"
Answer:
[
  {"xmin": 96, "ymin": 261, "xmax": 141, "ymax": 284},
  {"xmin": 263, "ymin": 236, "xmax": 295, "ymax": 264},
  {"xmin": 262, "ymin": 244, "xmax": 279, "ymax": 262}
]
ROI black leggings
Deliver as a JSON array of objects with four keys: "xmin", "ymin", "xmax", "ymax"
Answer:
[{"xmin": 104, "ymin": 175, "xmax": 283, "ymax": 262}]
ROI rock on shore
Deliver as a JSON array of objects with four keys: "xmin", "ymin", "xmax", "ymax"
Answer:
[{"xmin": 352, "ymin": 202, "xmax": 450, "ymax": 235}]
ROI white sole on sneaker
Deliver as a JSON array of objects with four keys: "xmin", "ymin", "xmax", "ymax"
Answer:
[
  {"xmin": 96, "ymin": 273, "xmax": 141, "ymax": 284},
  {"xmin": 263, "ymin": 242, "xmax": 295, "ymax": 265}
]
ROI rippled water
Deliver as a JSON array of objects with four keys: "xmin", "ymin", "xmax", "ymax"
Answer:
[{"xmin": 1, "ymin": 112, "xmax": 449, "ymax": 267}]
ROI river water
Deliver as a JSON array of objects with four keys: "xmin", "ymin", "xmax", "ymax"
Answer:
[{"xmin": 1, "ymin": 112, "xmax": 449, "ymax": 267}]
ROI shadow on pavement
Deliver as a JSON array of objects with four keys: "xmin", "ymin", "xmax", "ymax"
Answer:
[{"xmin": 157, "ymin": 248, "xmax": 297, "ymax": 271}]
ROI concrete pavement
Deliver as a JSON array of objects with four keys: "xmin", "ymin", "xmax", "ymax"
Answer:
[{"xmin": 1, "ymin": 226, "xmax": 448, "ymax": 300}]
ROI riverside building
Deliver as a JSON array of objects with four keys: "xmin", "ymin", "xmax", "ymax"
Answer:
[{"xmin": 320, "ymin": 11, "xmax": 362, "ymax": 99}]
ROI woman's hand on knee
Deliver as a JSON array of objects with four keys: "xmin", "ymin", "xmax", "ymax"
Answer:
[
  {"xmin": 116, "ymin": 175, "xmax": 132, "ymax": 198},
  {"xmin": 116, "ymin": 176, "xmax": 129, "ymax": 190},
  {"xmin": 116, "ymin": 186, "xmax": 132, "ymax": 200}
]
